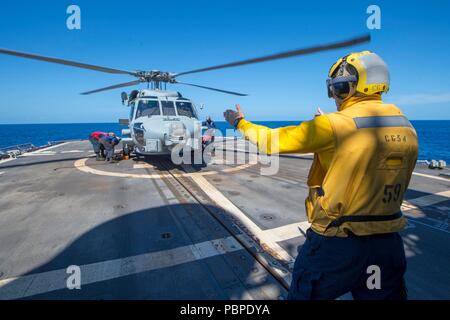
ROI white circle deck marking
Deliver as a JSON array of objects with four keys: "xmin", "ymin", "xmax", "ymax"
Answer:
[{"xmin": 74, "ymin": 158, "xmax": 257, "ymax": 179}]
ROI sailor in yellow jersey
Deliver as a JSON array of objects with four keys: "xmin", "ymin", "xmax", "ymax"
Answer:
[{"xmin": 224, "ymin": 51, "xmax": 418, "ymax": 300}]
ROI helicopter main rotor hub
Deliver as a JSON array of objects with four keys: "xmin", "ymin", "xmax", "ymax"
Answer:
[{"xmin": 135, "ymin": 70, "xmax": 175, "ymax": 83}]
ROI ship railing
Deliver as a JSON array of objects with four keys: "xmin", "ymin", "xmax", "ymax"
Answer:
[
  {"xmin": 0, "ymin": 143, "xmax": 38, "ymax": 158},
  {"xmin": 0, "ymin": 140, "xmax": 74, "ymax": 159}
]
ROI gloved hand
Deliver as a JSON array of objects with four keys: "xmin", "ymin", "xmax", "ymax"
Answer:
[
  {"xmin": 315, "ymin": 107, "xmax": 325, "ymax": 117},
  {"xmin": 223, "ymin": 104, "xmax": 245, "ymax": 127}
]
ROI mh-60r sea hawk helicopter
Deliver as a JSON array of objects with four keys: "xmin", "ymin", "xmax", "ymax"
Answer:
[
  {"xmin": 0, "ymin": 34, "xmax": 370, "ymax": 156},
  {"xmin": 119, "ymin": 88, "xmax": 203, "ymax": 156}
]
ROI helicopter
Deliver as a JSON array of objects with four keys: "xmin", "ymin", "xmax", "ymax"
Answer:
[{"xmin": 0, "ymin": 34, "xmax": 370, "ymax": 157}]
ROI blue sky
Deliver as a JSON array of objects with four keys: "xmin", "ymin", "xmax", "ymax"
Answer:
[{"xmin": 0, "ymin": 0, "xmax": 449, "ymax": 123}]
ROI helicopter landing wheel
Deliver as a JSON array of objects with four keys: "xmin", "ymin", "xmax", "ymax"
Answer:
[
  {"xmin": 123, "ymin": 145, "xmax": 130, "ymax": 156},
  {"xmin": 122, "ymin": 145, "xmax": 134, "ymax": 160}
]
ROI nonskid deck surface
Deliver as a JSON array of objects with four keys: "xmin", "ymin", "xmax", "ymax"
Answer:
[{"xmin": 0, "ymin": 140, "xmax": 448, "ymax": 299}]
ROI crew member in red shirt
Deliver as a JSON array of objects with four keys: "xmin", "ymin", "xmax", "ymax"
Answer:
[{"xmin": 89, "ymin": 131, "xmax": 107, "ymax": 161}]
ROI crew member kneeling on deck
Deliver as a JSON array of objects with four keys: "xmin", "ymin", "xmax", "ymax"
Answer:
[
  {"xmin": 223, "ymin": 51, "xmax": 418, "ymax": 300},
  {"xmin": 89, "ymin": 131, "xmax": 107, "ymax": 161},
  {"xmin": 100, "ymin": 132, "xmax": 121, "ymax": 162}
]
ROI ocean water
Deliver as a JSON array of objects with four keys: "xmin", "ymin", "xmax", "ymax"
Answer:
[{"xmin": 0, "ymin": 121, "xmax": 448, "ymax": 162}]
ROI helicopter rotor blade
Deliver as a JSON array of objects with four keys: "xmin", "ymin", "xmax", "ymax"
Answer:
[
  {"xmin": 80, "ymin": 80, "xmax": 142, "ymax": 95},
  {"xmin": 175, "ymin": 81, "xmax": 248, "ymax": 96},
  {"xmin": 175, "ymin": 34, "xmax": 370, "ymax": 77},
  {"xmin": 0, "ymin": 48, "xmax": 137, "ymax": 76}
]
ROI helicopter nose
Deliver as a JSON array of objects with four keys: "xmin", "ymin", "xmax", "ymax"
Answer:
[{"xmin": 169, "ymin": 122, "xmax": 187, "ymax": 138}]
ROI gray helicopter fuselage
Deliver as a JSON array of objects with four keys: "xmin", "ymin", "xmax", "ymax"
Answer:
[{"xmin": 121, "ymin": 89, "xmax": 202, "ymax": 155}]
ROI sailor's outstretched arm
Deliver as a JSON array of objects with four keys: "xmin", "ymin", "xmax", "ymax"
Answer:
[{"xmin": 224, "ymin": 104, "xmax": 334, "ymax": 155}]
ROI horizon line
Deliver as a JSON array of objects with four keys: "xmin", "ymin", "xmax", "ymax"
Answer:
[{"xmin": 1, "ymin": 119, "xmax": 449, "ymax": 125}]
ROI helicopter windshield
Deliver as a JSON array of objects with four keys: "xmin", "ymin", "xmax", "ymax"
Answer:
[
  {"xmin": 176, "ymin": 101, "xmax": 196, "ymax": 118},
  {"xmin": 161, "ymin": 101, "xmax": 176, "ymax": 116},
  {"xmin": 136, "ymin": 100, "xmax": 160, "ymax": 118}
]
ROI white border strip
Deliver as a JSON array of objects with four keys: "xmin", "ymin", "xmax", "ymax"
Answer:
[
  {"xmin": 0, "ymin": 236, "xmax": 243, "ymax": 300},
  {"xmin": 412, "ymin": 172, "xmax": 450, "ymax": 182}
]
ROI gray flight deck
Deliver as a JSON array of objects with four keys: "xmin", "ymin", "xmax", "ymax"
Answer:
[{"xmin": 0, "ymin": 139, "xmax": 449, "ymax": 300}]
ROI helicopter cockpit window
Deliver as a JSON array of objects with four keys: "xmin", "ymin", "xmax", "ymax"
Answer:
[
  {"xmin": 161, "ymin": 101, "xmax": 176, "ymax": 116},
  {"xmin": 176, "ymin": 101, "xmax": 196, "ymax": 118},
  {"xmin": 136, "ymin": 100, "xmax": 160, "ymax": 118}
]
